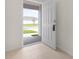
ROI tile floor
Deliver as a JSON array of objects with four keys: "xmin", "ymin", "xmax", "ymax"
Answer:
[{"xmin": 5, "ymin": 43, "xmax": 72, "ymax": 59}]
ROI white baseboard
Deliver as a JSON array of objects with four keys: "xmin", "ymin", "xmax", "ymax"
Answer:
[
  {"xmin": 5, "ymin": 46, "xmax": 22, "ymax": 52},
  {"xmin": 57, "ymin": 47, "xmax": 73, "ymax": 56}
]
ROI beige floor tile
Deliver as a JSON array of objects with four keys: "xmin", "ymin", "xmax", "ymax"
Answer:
[{"xmin": 5, "ymin": 43, "xmax": 72, "ymax": 59}]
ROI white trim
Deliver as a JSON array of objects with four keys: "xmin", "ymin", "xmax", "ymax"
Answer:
[{"xmin": 57, "ymin": 46, "xmax": 73, "ymax": 56}]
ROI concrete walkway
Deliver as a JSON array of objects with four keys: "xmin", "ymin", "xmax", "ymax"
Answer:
[{"xmin": 23, "ymin": 36, "xmax": 41, "ymax": 45}]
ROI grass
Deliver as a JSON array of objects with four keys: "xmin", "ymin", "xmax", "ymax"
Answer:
[
  {"xmin": 23, "ymin": 30, "xmax": 37, "ymax": 34},
  {"xmin": 23, "ymin": 24, "xmax": 38, "ymax": 34},
  {"xmin": 23, "ymin": 24, "xmax": 37, "ymax": 27}
]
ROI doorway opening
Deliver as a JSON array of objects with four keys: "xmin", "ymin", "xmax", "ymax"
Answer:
[{"xmin": 23, "ymin": 2, "xmax": 41, "ymax": 45}]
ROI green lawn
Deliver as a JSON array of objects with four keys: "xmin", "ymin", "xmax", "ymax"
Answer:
[
  {"xmin": 23, "ymin": 24, "xmax": 37, "ymax": 27},
  {"xmin": 23, "ymin": 24, "xmax": 38, "ymax": 34},
  {"xmin": 23, "ymin": 30, "xmax": 37, "ymax": 34}
]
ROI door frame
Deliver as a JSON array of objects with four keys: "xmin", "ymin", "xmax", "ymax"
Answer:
[{"xmin": 22, "ymin": 0, "xmax": 42, "ymax": 47}]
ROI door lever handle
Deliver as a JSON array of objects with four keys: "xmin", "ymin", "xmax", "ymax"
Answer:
[{"xmin": 53, "ymin": 25, "xmax": 56, "ymax": 31}]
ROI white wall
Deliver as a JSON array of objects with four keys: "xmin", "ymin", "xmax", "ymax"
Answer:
[
  {"xmin": 5, "ymin": 0, "xmax": 43, "ymax": 52},
  {"xmin": 56, "ymin": 0, "xmax": 73, "ymax": 56},
  {"xmin": 5, "ymin": 0, "xmax": 73, "ymax": 56},
  {"xmin": 5, "ymin": 0, "xmax": 23, "ymax": 51}
]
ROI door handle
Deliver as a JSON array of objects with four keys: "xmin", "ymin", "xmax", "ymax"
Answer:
[{"xmin": 53, "ymin": 25, "xmax": 56, "ymax": 31}]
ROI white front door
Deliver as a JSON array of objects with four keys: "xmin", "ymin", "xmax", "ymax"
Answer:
[{"xmin": 42, "ymin": 0, "xmax": 56, "ymax": 49}]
